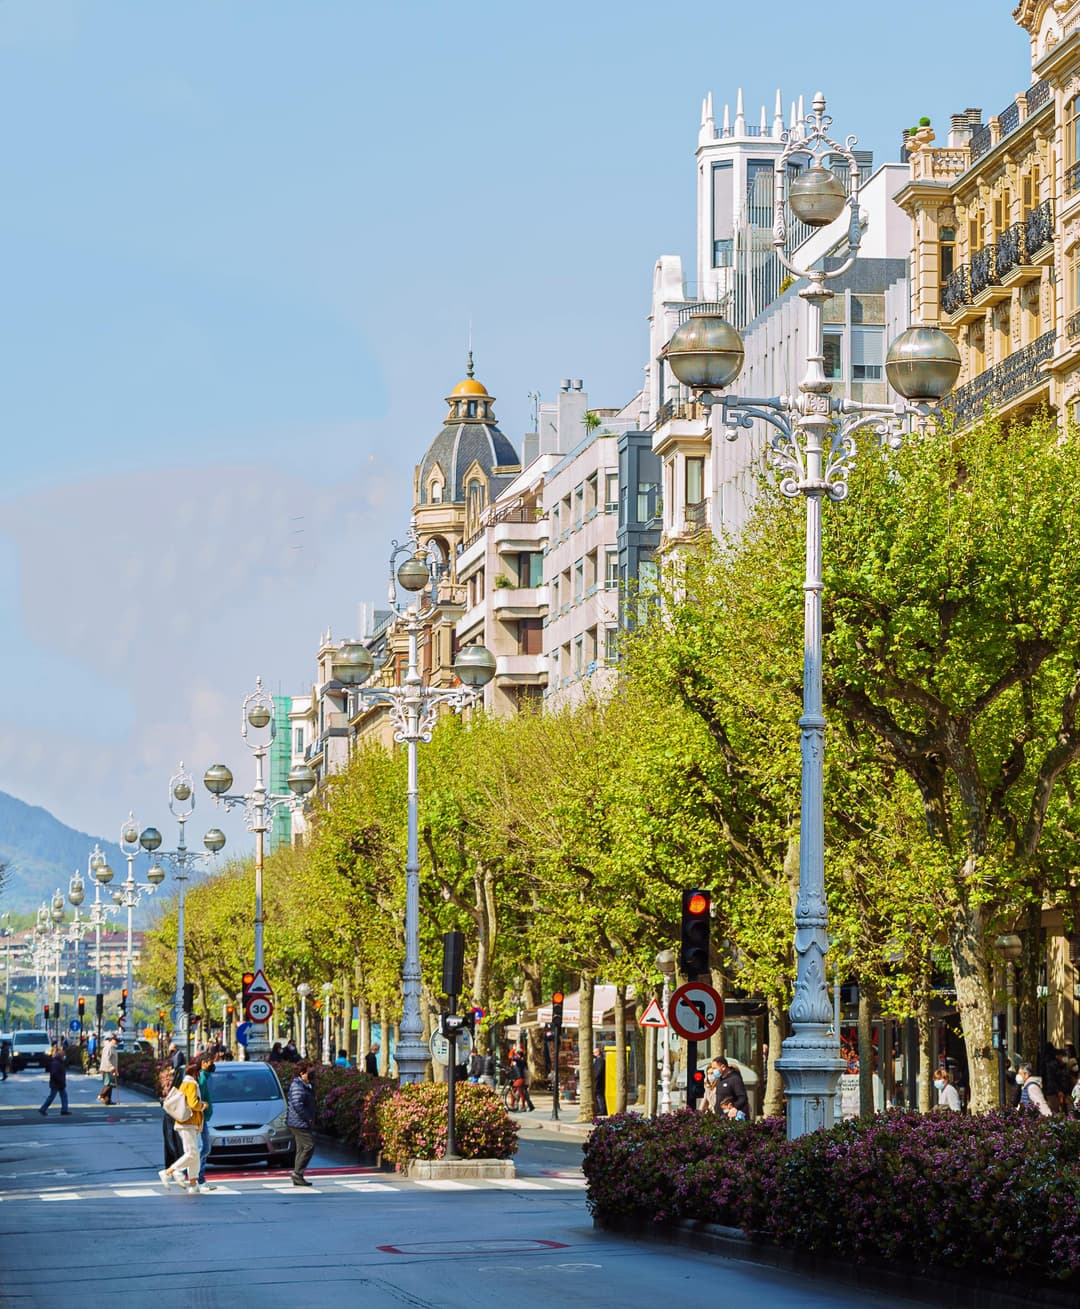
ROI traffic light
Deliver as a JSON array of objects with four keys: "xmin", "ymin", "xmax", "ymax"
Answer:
[
  {"xmin": 120, "ymin": 988, "xmax": 128, "ymax": 1015},
  {"xmin": 78, "ymin": 996, "xmax": 85, "ymax": 1019},
  {"xmin": 226, "ymin": 1004, "xmax": 235, "ymax": 1022},
  {"xmin": 95, "ymin": 993, "xmax": 104, "ymax": 1018},
  {"xmin": 689, "ymin": 1066, "xmax": 705, "ymax": 1104},
  {"xmin": 241, "ymin": 972, "xmax": 255, "ymax": 1009},
  {"xmin": 43, "ymin": 1003, "xmax": 50, "ymax": 1022},
  {"xmin": 680, "ymin": 888, "xmax": 711, "ymax": 977},
  {"xmin": 182, "ymin": 982, "xmax": 194, "ymax": 1015},
  {"xmin": 551, "ymin": 991, "xmax": 564, "ymax": 1028}
]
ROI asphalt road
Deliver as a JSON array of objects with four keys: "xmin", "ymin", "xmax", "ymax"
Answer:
[{"xmin": 0, "ymin": 1067, "xmax": 926, "ymax": 1308}]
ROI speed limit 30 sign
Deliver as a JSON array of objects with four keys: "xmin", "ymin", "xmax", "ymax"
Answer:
[{"xmin": 246, "ymin": 996, "xmax": 274, "ymax": 1024}]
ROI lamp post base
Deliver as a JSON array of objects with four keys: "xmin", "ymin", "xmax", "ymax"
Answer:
[
  {"xmin": 394, "ymin": 1034, "xmax": 430, "ymax": 1084},
  {"xmin": 775, "ymin": 1032, "xmax": 845, "ymax": 1139}
]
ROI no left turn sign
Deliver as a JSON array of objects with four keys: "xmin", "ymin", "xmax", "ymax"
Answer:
[{"xmin": 668, "ymin": 981, "xmax": 723, "ymax": 1041}]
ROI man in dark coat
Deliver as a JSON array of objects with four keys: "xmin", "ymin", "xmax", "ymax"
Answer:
[
  {"xmin": 38, "ymin": 1047, "xmax": 70, "ymax": 1116},
  {"xmin": 714, "ymin": 1056, "xmax": 749, "ymax": 1116},
  {"xmin": 364, "ymin": 1044, "xmax": 380, "ymax": 1076},
  {"xmin": 286, "ymin": 1061, "xmax": 317, "ymax": 1187},
  {"xmin": 592, "ymin": 1045, "xmax": 608, "ymax": 1116}
]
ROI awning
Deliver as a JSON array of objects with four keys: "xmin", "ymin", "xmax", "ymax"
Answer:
[{"xmin": 535, "ymin": 985, "xmax": 637, "ymax": 1026}]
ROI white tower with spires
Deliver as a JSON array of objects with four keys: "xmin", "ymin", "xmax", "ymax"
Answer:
[{"xmin": 695, "ymin": 87, "xmax": 808, "ymax": 327}]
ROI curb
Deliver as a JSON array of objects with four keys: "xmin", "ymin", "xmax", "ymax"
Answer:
[{"xmin": 596, "ymin": 1216, "xmax": 1079, "ymax": 1309}]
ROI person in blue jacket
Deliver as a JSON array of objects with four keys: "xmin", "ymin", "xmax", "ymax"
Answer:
[{"xmin": 286, "ymin": 1061, "xmax": 316, "ymax": 1187}]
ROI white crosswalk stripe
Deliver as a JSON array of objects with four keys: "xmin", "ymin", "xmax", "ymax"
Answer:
[{"xmin": 1, "ymin": 1173, "xmax": 586, "ymax": 1203}]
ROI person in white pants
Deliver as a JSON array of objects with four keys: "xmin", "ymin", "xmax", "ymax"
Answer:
[{"xmin": 160, "ymin": 1064, "xmax": 205, "ymax": 1192}]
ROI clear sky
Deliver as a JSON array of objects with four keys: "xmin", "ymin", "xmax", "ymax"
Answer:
[{"xmin": 0, "ymin": 1, "xmax": 1030, "ymax": 857}]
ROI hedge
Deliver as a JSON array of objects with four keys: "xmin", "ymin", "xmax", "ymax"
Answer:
[{"xmin": 583, "ymin": 1110, "xmax": 1080, "ymax": 1286}]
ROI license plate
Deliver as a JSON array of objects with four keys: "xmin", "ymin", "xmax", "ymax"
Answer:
[{"xmin": 222, "ymin": 1136, "xmax": 261, "ymax": 1146}]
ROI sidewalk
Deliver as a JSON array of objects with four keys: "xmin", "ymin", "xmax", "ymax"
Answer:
[{"xmin": 512, "ymin": 1091, "xmax": 644, "ymax": 1137}]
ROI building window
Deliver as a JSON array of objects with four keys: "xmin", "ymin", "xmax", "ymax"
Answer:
[
  {"xmin": 585, "ymin": 474, "xmax": 598, "ymax": 514},
  {"xmin": 573, "ymin": 484, "xmax": 584, "ymax": 527},
  {"xmin": 519, "ymin": 618, "xmax": 543, "ymax": 655},
  {"xmin": 746, "ymin": 160, "xmax": 774, "ymax": 228},
  {"xmin": 573, "ymin": 635, "xmax": 584, "ymax": 676},
  {"xmin": 605, "ymin": 471, "xmax": 619, "ymax": 510},
  {"xmin": 573, "ymin": 559, "xmax": 584, "ymax": 603},
  {"xmin": 823, "ymin": 330, "xmax": 843, "ymax": 380},
  {"xmin": 685, "ymin": 457, "xmax": 705, "ymax": 506},
  {"xmin": 939, "ymin": 225, "xmax": 955, "ymax": 299},
  {"xmin": 851, "ymin": 326, "xmax": 884, "ymax": 381},
  {"xmin": 517, "ymin": 551, "xmax": 543, "ymax": 587},
  {"xmin": 604, "ymin": 626, "xmax": 619, "ymax": 662},
  {"xmin": 430, "ymin": 480, "xmax": 442, "ymax": 503},
  {"xmin": 294, "ymin": 728, "xmax": 304, "ymax": 752},
  {"xmin": 1068, "ymin": 96, "xmax": 1080, "ymax": 178},
  {"xmin": 605, "ymin": 550, "xmax": 619, "ymax": 589},
  {"xmin": 467, "ymin": 400, "xmax": 477, "ymax": 418}
]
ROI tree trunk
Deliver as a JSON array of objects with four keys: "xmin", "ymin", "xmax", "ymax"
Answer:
[
  {"xmin": 379, "ymin": 1005, "xmax": 390, "ymax": 1077},
  {"xmin": 1019, "ymin": 899, "xmax": 1041, "ymax": 1065},
  {"xmin": 949, "ymin": 892, "xmax": 996, "ymax": 1111},
  {"xmin": 916, "ymin": 991, "xmax": 933, "ymax": 1113},
  {"xmin": 614, "ymin": 985, "xmax": 627, "ymax": 1114},
  {"xmin": 358, "ymin": 997, "xmax": 370, "ymax": 1068},
  {"xmin": 858, "ymin": 982, "xmax": 876, "ymax": 1119},
  {"xmin": 521, "ymin": 961, "xmax": 545, "ymax": 1089},
  {"xmin": 763, "ymin": 1001, "xmax": 786, "ymax": 1117},
  {"xmin": 577, "ymin": 974, "xmax": 595, "ymax": 1123},
  {"xmin": 342, "ymin": 975, "xmax": 353, "ymax": 1063}
]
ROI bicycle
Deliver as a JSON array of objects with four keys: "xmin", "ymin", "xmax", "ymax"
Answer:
[{"xmin": 497, "ymin": 1066, "xmax": 526, "ymax": 1111}]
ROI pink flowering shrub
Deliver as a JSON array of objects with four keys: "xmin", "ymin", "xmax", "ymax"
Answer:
[
  {"xmin": 584, "ymin": 1110, "xmax": 1080, "ymax": 1286},
  {"xmin": 374, "ymin": 1081, "xmax": 519, "ymax": 1166}
]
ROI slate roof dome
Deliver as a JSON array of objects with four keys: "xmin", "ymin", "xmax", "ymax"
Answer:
[{"xmin": 416, "ymin": 353, "xmax": 520, "ymax": 506}]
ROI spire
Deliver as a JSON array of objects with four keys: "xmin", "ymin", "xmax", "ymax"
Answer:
[
  {"xmin": 699, "ymin": 91, "xmax": 715, "ymax": 145},
  {"xmin": 706, "ymin": 90, "xmax": 714, "ymax": 122},
  {"xmin": 700, "ymin": 96, "xmax": 707, "ymax": 126},
  {"xmin": 759, "ymin": 104, "xmax": 767, "ymax": 135},
  {"xmin": 734, "ymin": 87, "xmax": 746, "ymax": 136},
  {"xmin": 773, "ymin": 89, "xmax": 784, "ymax": 138},
  {"xmin": 790, "ymin": 100, "xmax": 797, "ymax": 129},
  {"xmin": 722, "ymin": 102, "xmax": 731, "ymax": 136}
]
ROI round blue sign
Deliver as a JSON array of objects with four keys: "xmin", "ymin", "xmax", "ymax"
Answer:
[{"xmin": 69, "ymin": 1019, "xmax": 81, "ymax": 1033}]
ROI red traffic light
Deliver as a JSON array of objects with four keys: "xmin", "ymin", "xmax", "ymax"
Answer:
[
  {"xmin": 552, "ymin": 991, "xmax": 564, "ymax": 1004},
  {"xmin": 686, "ymin": 892, "xmax": 709, "ymax": 916}
]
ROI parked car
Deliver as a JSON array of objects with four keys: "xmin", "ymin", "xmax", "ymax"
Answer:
[
  {"xmin": 115, "ymin": 1038, "xmax": 155, "ymax": 1056},
  {"xmin": 11, "ymin": 1030, "xmax": 51, "ymax": 1071},
  {"xmin": 204, "ymin": 1060, "xmax": 295, "ymax": 1169}
]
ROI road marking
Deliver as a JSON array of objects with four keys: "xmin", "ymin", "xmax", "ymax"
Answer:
[
  {"xmin": 112, "ymin": 1189, "xmax": 159, "ymax": 1198},
  {"xmin": 334, "ymin": 1181, "xmax": 399, "ymax": 1192},
  {"xmin": 487, "ymin": 1179, "xmax": 550, "ymax": 1189},
  {"xmin": 39, "ymin": 1192, "xmax": 81, "ymax": 1201},
  {"xmin": 413, "ymin": 1179, "xmax": 475, "ymax": 1190},
  {"xmin": 546, "ymin": 1177, "xmax": 586, "ymax": 1187}
]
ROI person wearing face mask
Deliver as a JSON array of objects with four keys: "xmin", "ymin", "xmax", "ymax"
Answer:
[
  {"xmin": 702, "ymin": 1059, "xmax": 723, "ymax": 1113},
  {"xmin": 933, "ymin": 1066, "xmax": 961, "ymax": 1112},
  {"xmin": 1016, "ymin": 1062, "xmax": 1053, "ymax": 1116}
]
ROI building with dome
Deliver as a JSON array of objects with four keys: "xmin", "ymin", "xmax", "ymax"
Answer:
[{"xmin": 412, "ymin": 354, "xmax": 521, "ymax": 581}]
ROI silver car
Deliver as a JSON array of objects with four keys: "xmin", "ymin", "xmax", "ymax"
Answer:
[{"xmin": 205, "ymin": 1061, "xmax": 295, "ymax": 1168}]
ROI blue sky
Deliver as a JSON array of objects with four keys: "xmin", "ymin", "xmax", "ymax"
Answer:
[{"xmin": 0, "ymin": 1, "xmax": 1029, "ymax": 855}]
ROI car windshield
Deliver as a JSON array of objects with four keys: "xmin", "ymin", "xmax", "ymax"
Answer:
[
  {"xmin": 15, "ymin": 1033, "xmax": 48, "ymax": 1044},
  {"xmin": 212, "ymin": 1069, "xmax": 281, "ymax": 1102}
]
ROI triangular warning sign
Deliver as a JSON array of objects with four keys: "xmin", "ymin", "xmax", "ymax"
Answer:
[
  {"xmin": 638, "ymin": 997, "xmax": 668, "ymax": 1028},
  {"xmin": 248, "ymin": 969, "xmax": 274, "ymax": 996}
]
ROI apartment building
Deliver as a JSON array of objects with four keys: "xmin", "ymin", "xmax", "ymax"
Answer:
[{"xmin": 894, "ymin": 1, "xmax": 1074, "ymax": 428}]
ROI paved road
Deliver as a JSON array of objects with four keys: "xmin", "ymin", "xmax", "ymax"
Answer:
[{"xmin": 0, "ymin": 1067, "xmax": 925, "ymax": 1309}]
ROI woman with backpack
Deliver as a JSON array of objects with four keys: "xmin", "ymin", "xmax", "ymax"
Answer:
[{"xmin": 159, "ymin": 1060, "xmax": 206, "ymax": 1192}]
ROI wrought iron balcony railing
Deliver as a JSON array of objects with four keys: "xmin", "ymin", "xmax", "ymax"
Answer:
[
  {"xmin": 971, "ymin": 246, "xmax": 999, "ymax": 296},
  {"xmin": 942, "ymin": 264, "xmax": 971, "ymax": 315},
  {"xmin": 1025, "ymin": 198, "xmax": 1053, "ymax": 256},
  {"xmin": 1027, "ymin": 78, "xmax": 1051, "ymax": 113},
  {"xmin": 996, "ymin": 222, "xmax": 1023, "ymax": 278},
  {"xmin": 944, "ymin": 330, "xmax": 1054, "ymax": 428},
  {"xmin": 1068, "ymin": 310, "xmax": 1080, "ymax": 341}
]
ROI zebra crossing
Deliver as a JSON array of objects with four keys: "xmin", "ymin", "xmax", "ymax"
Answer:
[{"xmin": 0, "ymin": 1172, "xmax": 588, "ymax": 1204}]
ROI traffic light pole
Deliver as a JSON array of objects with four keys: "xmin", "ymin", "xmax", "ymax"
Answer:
[{"xmin": 550, "ymin": 1025, "xmax": 561, "ymax": 1121}]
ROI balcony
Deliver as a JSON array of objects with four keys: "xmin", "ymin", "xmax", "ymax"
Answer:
[
  {"xmin": 492, "ymin": 584, "xmax": 549, "ymax": 619},
  {"xmin": 942, "ymin": 265, "xmax": 974, "ymax": 319},
  {"xmin": 969, "ymin": 81, "xmax": 1049, "ymax": 165},
  {"xmin": 971, "ymin": 246, "xmax": 1006, "ymax": 302},
  {"xmin": 1025, "ymin": 199, "xmax": 1053, "ymax": 260},
  {"xmin": 682, "ymin": 500, "xmax": 709, "ymax": 534},
  {"xmin": 494, "ymin": 653, "xmax": 548, "ymax": 683},
  {"xmin": 943, "ymin": 330, "xmax": 1054, "ymax": 429}
]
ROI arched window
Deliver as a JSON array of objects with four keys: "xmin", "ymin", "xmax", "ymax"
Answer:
[{"xmin": 431, "ymin": 481, "xmax": 442, "ymax": 503}]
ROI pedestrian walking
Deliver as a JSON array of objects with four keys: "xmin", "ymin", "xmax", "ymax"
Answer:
[
  {"xmin": 468, "ymin": 1049, "xmax": 484, "ymax": 1083},
  {"xmin": 98, "ymin": 1033, "xmax": 118, "ymax": 1105},
  {"xmin": 592, "ymin": 1045, "xmax": 608, "ymax": 1117},
  {"xmin": 159, "ymin": 1060, "xmax": 205, "ymax": 1192},
  {"xmin": 702, "ymin": 1058, "xmax": 723, "ymax": 1113},
  {"xmin": 167, "ymin": 1041, "xmax": 186, "ymax": 1081},
  {"xmin": 161, "ymin": 1066, "xmax": 181, "ymax": 1170},
  {"xmin": 364, "ymin": 1044, "xmax": 379, "ymax": 1076},
  {"xmin": 334, "ymin": 1049, "xmax": 350, "ymax": 1068},
  {"xmin": 286, "ymin": 1060, "xmax": 316, "ymax": 1187},
  {"xmin": 1017, "ymin": 1062, "xmax": 1053, "ymax": 1116},
  {"xmin": 195, "ymin": 1054, "xmax": 217, "ymax": 1191},
  {"xmin": 38, "ymin": 1047, "xmax": 70, "ymax": 1116},
  {"xmin": 934, "ymin": 1066, "xmax": 962, "ymax": 1112},
  {"xmin": 713, "ymin": 1056, "xmax": 750, "ymax": 1117}
]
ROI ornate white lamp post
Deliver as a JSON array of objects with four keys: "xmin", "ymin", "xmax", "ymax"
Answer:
[
  {"xmin": 665, "ymin": 92, "xmax": 960, "ymax": 1139},
  {"xmin": 111, "ymin": 813, "xmax": 166, "ymax": 1034},
  {"xmin": 297, "ymin": 982, "xmax": 311, "ymax": 1057},
  {"xmin": 204, "ymin": 682, "xmax": 316, "ymax": 1055},
  {"xmin": 144, "ymin": 763, "xmax": 226, "ymax": 1047},
  {"xmin": 331, "ymin": 520, "xmax": 496, "ymax": 1083},
  {"xmin": 655, "ymin": 949, "xmax": 676, "ymax": 1115}
]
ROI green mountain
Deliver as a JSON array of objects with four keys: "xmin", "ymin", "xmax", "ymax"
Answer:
[{"xmin": 0, "ymin": 790, "xmax": 126, "ymax": 917}]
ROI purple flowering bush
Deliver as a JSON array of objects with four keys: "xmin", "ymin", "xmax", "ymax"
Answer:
[
  {"xmin": 374, "ymin": 1082, "xmax": 519, "ymax": 1166},
  {"xmin": 584, "ymin": 1110, "xmax": 1080, "ymax": 1285}
]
